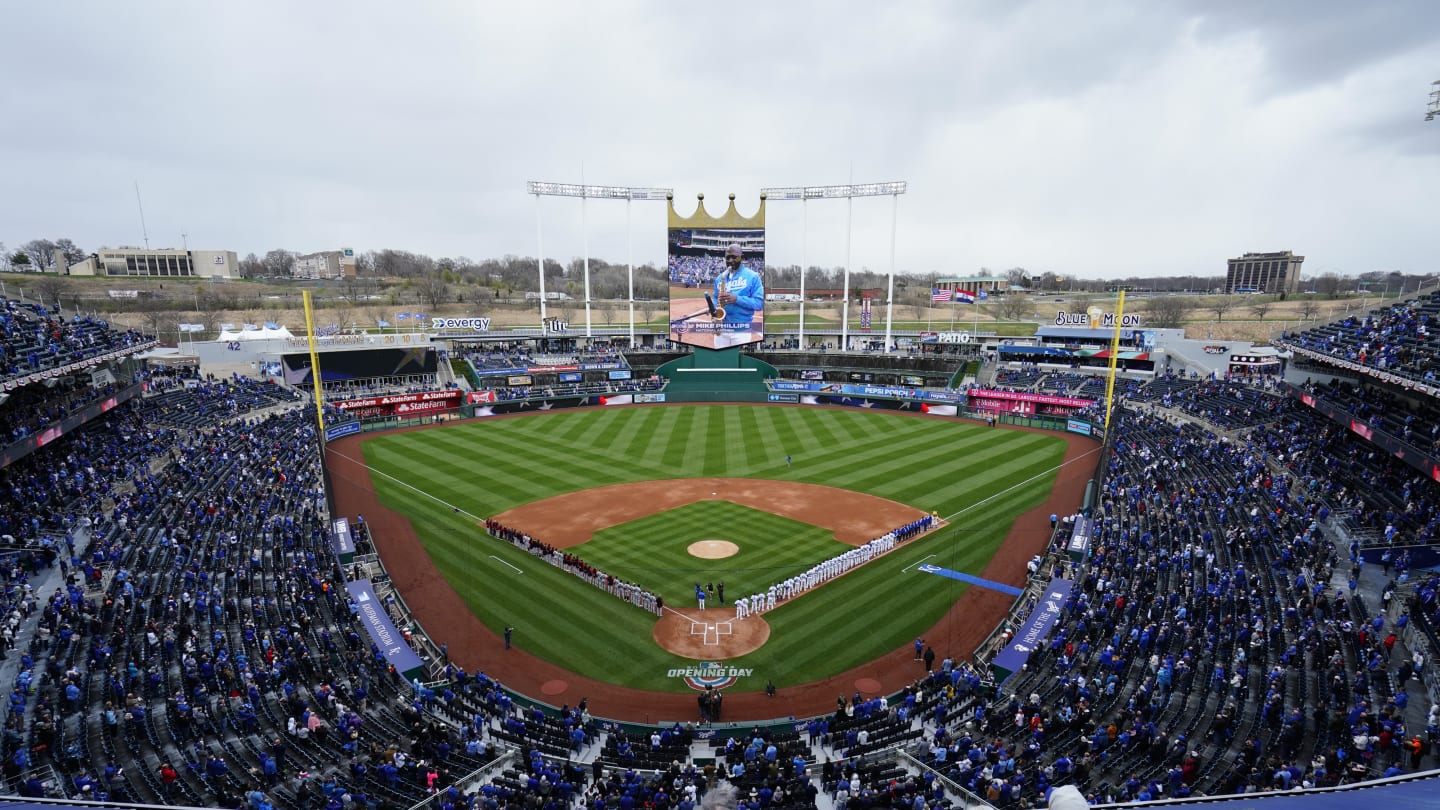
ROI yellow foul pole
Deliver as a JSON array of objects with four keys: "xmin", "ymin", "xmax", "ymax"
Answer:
[
  {"xmin": 1103, "ymin": 290, "xmax": 1126, "ymax": 433},
  {"xmin": 302, "ymin": 291, "xmax": 326, "ymax": 431}
]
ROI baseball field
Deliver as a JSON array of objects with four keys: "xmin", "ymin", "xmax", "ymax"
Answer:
[{"xmin": 330, "ymin": 404, "xmax": 1079, "ymax": 713}]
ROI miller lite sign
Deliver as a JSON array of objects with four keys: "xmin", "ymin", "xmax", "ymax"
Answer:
[{"xmin": 544, "ymin": 318, "xmax": 568, "ymax": 333}]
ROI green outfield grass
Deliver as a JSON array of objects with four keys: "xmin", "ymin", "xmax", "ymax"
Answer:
[{"xmin": 359, "ymin": 405, "xmax": 1068, "ymax": 692}]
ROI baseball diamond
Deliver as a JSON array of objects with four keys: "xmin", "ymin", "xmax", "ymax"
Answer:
[{"xmin": 325, "ymin": 403, "xmax": 1092, "ymax": 721}]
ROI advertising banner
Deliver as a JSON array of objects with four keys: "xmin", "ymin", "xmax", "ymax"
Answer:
[
  {"xmin": 919, "ymin": 331, "xmax": 973, "ymax": 344},
  {"xmin": 668, "ymin": 220, "xmax": 765, "ymax": 349},
  {"xmin": 333, "ymin": 390, "xmax": 463, "ymax": 411},
  {"xmin": 324, "ymin": 421, "xmax": 361, "ymax": 442},
  {"xmin": 769, "ymin": 381, "xmax": 961, "ymax": 403},
  {"xmin": 1065, "ymin": 515, "xmax": 1092, "ymax": 560},
  {"xmin": 1066, "ymin": 419, "xmax": 1093, "ymax": 436},
  {"xmin": 633, "ymin": 393, "xmax": 667, "ymax": 403},
  {"xmin": 990, "ymin": 578, "xmax": 1073, "ymax": 683},
  {"xmin": 345, "ymin": 580, "xmax": 425, "ymax": 678},
  {"xmin": 331, "ymin": 517, "xmax": 355, "ymax": 562},
  {"xmin": 969, "ymin": 389, "xmax": 1095, "ymax": 408}
]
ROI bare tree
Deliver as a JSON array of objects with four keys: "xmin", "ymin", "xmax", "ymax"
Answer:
[
  {"xmin": 137, "ymin": 298, "xmax": 172, "ymax": 337},
  {"xmin": 1144, "ymin": 295, "xmax": 1192, "ymax": 329},
  {"xmin": 20, "ymin": 239, "xmax": 58, "ymax": 271},
  {"xmin": 991, "ymin": 294, "xmax": 1032, "ymax": 322},
  {"xmin": 31, "ymin": 276, "xmax": 69, "ymax": 310},
  {"xmin": 54, "ymin": 238, "xmax": 85, "ymax": 265},
  {"xmin": 640, "ymin": 300, "xmax": 661, "ymax": 326},
  {"xmin": 239, "ymin": 252, "xmax": 265, "ymax": 279},
  {"xmin": 262, "ymin": 249, "xmax": 296, "ymax": 278},
  {"xmin": 413, "ymin": 276, "xmax": 451, "ymax": 310},
  {"xmin": 1315, "ymin": 272, "xmax": 1345, "ymax": 298},
  {"xmin": 1209, "ymin": 296, "xmax": 1239, "ymax": 322},
  {"xmin": 1298, "ymin": 299, "xmax": 1321, "ymax": 321},
  {"xmin": 1249, "ymin": 299, "xmax": 1273, "ymax": 321},
  {"xmin": 1003, "ymin": 267, "xmax": 1029, "ymax": 289}
]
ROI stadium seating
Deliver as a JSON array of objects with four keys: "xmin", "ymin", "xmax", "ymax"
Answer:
[{"xmin": 1, "ymin": 304, "xmax": 1437, "ymax": 810}]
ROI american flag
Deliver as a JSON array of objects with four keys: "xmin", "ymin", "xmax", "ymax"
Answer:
[{"xmin": 931, "ymin": 288, "xmax": 952, "ymax": 302}]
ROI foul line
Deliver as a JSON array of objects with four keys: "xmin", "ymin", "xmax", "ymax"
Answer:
[
  {"xmin": 902, "ymin": 553, "xmax": 936, "ymax": 573},
  {"xmin": 489, "ymin": 556, "xmax": 523, "ymax": 574},
  {"xmin": 941, "ymin": 446, "xmax": 1101, "ymax": 524},
  {"xmin": 328, "ymin": 448, "xmax": 484, "ymax": 521}
]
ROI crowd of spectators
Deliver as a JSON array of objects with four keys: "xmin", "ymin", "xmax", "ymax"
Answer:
[
  {"xmin": 4, "ymin": 297, "xmax": 1440, "ymax": 809},
  {"xmin": 1284, "ymin": 288, "xmax": 1440, "ymax": 385},
  {"xmin": 668, "ymin": 255, "xmax": 726, "ymax": 286},
  {"xmin": 878, "ymin": 403, "xmax": 1433, "ymax": 805},
  {"xmin": 0, "ymin": 301, "xmax": 153, "ymax": 382}
]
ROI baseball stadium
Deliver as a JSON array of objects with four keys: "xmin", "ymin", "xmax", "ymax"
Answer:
[
  {"xmin": 0, "ymin": 194, "xmax": 1434, "ymax": 807},
  {"xmin": 3, "ymin": 177, "xmax": 1438, "ymax": 810}
]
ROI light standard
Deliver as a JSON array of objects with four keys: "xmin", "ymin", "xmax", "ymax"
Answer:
[
  {"xmin": 761, "ymin": 182, "xmax": 908, "ymax": 351},
  {"xmin": 527, "ymin": 182, "xmax": 671, "ymax": 343}
]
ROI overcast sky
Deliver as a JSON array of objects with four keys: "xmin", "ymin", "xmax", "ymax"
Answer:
[{"xmin": 2, "ymin": 1, "xmax": 1437, "ymax": 280}]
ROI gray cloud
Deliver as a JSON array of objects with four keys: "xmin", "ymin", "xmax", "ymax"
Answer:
[{"xmin": 0, "ymin": 0, "xmax": 1436, "ymax": 278}]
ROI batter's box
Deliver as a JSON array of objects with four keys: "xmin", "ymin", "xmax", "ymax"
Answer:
[{"xmin": 690, "ymin": 621, "xmax": 735, "ymax": 646}]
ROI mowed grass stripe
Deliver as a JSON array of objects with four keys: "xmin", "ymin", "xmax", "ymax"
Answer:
[
  {"xmin": 360, "ymin": 405, "xmax": 1072, "ymax": 690},
  {"xmin": 840, "ymin": 434, "xmax": 1063, "ymax": 503},
  {"xmin": 386, "ymin": 434, "xmax": 598, "ymax": 507},
  {"xmin": 777, "ymin": 408, "xmax": 824, "ymax": 456},
  {"xmin": 659, "ymin": 408, "xmax": 698, "ymax": 470},
  {"xmin": 606, "ymin": 407, "xmax": 661, "ymax": 458},
  {"xmin": 724, "ymin": 408, "xmax": 755, "ymax": 471},
  {"xmin": 786, "ymin": 423, "xmax": 1009, "ymax": 492}
]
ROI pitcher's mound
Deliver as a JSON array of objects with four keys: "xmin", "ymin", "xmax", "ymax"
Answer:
[
  {"xmin": 688, "ymin": 540, "xmax": 739, "ymax": 559},
  {"xmin": 655, "ymin": 608, "xmax": 770, "ymax": 660}
]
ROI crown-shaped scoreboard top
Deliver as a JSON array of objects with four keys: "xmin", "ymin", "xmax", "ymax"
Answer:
[{"xmin": 667, "ymin": 192, "xmax": 766, "ymax": 230}]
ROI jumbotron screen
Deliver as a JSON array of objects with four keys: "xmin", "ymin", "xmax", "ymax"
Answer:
[
  {"xmin": 281, "ymin": 347, "xmax": 436, "ymax": 385},
  {"xmin": 667, "ymin": 227, "xmax": 765, "ymax": 349}
]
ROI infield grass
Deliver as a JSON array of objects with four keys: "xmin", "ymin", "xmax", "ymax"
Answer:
[{"xmin": 358, "ymin": 405, "xmax": 1070, "ymax": 692}]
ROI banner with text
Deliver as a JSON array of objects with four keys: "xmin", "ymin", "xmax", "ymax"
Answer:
[
  {"xmin": 990, "ymin": 577, "xmax": 1073, "ymax": 683},
  {"xmin": 345, "ymin": 579, "xmax": 425, "ymax": 678}
]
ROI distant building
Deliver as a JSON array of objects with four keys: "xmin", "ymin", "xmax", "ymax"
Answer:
[
  {"xmin": 1226, "ymin": 251, "xmax": 1304, "ymax": 294},
  {"xmin": 935, "ymin": 276, "xmax": 1009, "ymax": 295},
  {"xmin": 293, "ymin": 248, "xmax": 357, "ymax": 279},
  {"xmin": 63, "ymin": 248, "xmax": 238, "ymax": 279}
]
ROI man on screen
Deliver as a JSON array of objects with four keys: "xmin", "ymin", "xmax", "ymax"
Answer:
[{"xmin": 712, "ymin": 244, "xmax": 764, "ymax": 348}]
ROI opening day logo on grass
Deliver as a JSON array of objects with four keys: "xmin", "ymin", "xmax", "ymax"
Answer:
[{"xmin": 669, "ymin": 662, "xmax": 753, "ymax": 691}]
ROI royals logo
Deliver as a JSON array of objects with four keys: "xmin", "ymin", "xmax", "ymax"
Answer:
[{"xmin": 667, "ymin": 661, "xmax": 753, "ymax": 691}]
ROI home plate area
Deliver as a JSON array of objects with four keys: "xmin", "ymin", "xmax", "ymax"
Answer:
[
  {"xmin": 691, "ymin": 617, "xmax": 733, "ymax": 646},
  {"xmin": 652, "ymin": 607, "xmax": 770, "ymax": 660}
]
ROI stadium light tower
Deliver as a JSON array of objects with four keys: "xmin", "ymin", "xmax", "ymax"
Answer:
[
  {"xmin": 761, "ymin": 182, "xmax": 907, "ymax": 352},
  {"xmin": 1428, "ymin": 79, "xmax": 1440, "ymax": 121},
  {"xmin": 528, "ymin": 182, "xmax": 672, "ymax": 342}
]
